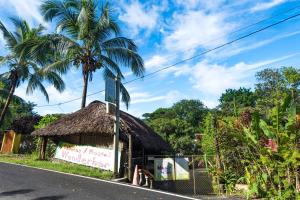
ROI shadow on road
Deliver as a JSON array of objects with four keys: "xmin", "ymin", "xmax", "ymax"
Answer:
[
  {"xmin": 0, "ymin": 189, "xmax": 34, "ymax": 196},
  {"xmin": 31, "ymin": 195, "xmax": 66, "ymax": 200}
]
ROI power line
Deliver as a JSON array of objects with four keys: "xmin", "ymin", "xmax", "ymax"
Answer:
[
  {"xmin": 157, "ymin": 3, "xmax": 300, "ymax": 57},
  {"xmin": 58, "ymin": 4, "xmax": 300, "ymax": 89},
  {"xmin": 36, "ymin": 12, "xmax": 300, "ymax": 108}
]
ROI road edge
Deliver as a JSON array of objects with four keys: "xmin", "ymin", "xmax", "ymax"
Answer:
[{"xmin": 0, "ymin": 161, "xmax": 201, "ymax": 200}]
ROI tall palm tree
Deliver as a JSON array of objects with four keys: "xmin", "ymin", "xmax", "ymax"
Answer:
[
  {"xmin": 40, "ymin": 0, "xmax": 144, "ymax": 108},
  {"xmin": 0, "ymin": 18, "xmax": 65, "ymax": 126}
]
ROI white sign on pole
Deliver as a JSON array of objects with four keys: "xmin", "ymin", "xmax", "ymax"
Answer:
[
  {"xmin": 105, "ymin": 77, "xmax": 116, "ymax": 104},
  {"xmin": 55, "ymin": 143, "xmax": 121, "ymax": 171}
]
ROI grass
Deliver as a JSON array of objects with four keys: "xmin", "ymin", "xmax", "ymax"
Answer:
[{"xmin": 0, "ymin": 153, "xmax": 113, "ymax": 180}]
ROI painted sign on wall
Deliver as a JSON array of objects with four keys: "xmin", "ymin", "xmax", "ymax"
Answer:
[
  {"xmin": 154, "ymin": 158, "xmax": 175, "ymax": 181},
  {"xmin": 154, "ymin": 157, "xmax": 190, "ymax": 181},
  {"xmin": 175, "ymin": 157, "xmax": 190, "ymax": 180},
  {"xmin": 55, "ymin": 143, "xmax": 120, "ymax": 171}
]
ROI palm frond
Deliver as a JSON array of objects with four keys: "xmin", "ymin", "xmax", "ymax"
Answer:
[
  {"xmin": 100, "ymin": 55, "xmax": 124, "ymax": 79},
  {"xmin": 26, "ymin": 73, "xmax": 49, "ymax": 102},
  {"xmin": 44, "ymin": 71, "xmax": 65, "ymax": 92},
  {"xmin": 120, "ymin": 83, "xmax": 130, "ymax": 109},
  {"xmin": 0, "ymin": 20, "xmax": 18, "ymax": 49},
  {"xmin": 104, "ymin": 47, "xmax": 145, "ymax": 77},
  {"xmin": 102, "ymin": 37, "xmax": 137, "ymax": 51}
]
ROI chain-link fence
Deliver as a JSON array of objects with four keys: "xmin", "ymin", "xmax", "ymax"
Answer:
[{"xmin": 132, "ymin": 154, "xmax": 220, "ymax": 198}]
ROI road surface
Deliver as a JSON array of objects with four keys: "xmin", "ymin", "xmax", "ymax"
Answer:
[{"xmin": 0, "ymin": 162, "xmax": 196, "ymax": 200}]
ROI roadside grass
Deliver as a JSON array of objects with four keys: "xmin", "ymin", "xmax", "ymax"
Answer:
[{"xmin": 0, "ymin": 154, "xmax": 113, "ymax": 180}]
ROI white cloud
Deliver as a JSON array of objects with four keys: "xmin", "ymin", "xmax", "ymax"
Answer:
[
  {"xmin": 1, "ymin": 0, "xmax": 47, "ymax": 27},
  {"xmin": 177, "ymin": 53, "xmax": 298, "ymax": 108},
  {"xmin": 130, "ymin": 90, "xmax": 185, "ymax": 105},
  {"xmin": 175, "ymin": 0, "xmax": 226, "ymax": 11},
  {"xmin": 251, "ymin": 0, "xmax": 286, "ymax": 12},
  {"xmin": 209, "ymin": 30, "xmax": 300, "ymax": 59},
  {"xmin": 164, "ymin": 10, "xmax": 235, "ymax": 52},
  {"xmin": 145, "ymin": 55, "xmax": 169, "ymax": 70},
  {"xmin": 119, "ymin": 0, "xmax": 162, "ymax": 35}
]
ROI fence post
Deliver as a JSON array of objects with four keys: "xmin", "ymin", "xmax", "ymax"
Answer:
[{"xmin": 192, "ymin": 155, "xmax": 196, "ymax": 195}]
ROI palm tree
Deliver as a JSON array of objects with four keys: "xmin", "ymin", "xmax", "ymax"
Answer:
[
  {"xmin": 40, "ymin": 0, "xmax": 144, "ymax": 108},
  {"xmin": 0, "ymin": 18, "xmax": 65, "ymax": 126}
]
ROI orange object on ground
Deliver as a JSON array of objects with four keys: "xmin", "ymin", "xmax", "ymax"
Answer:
[
  {"xmin": 1, "ymin": 130, "xmax": 21, "ymax": 154},
  {"xmin": 132, "ymin": 165, "xmax": 140, "ymax": 186}
]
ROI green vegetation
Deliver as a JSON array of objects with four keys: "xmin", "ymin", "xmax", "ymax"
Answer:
[
  {"xmin": 201, "ymin": 67, "xmax": 300, "ymax": 199},
  {"xmin": 0, "ymin": 18, "xmax": 65, "ymax": 126},
  {"xmin": 144, "ymin": 67, "xmax": 300, "ymax": 199},
  {"xmin": 143, "ymin": 100, "xmax": 208, "ymax": 154},
  {"xmin": 0, "ymin": 79, "xmax": 37, "ymax": 132},
  {"xmin": 39, "ymin": 0, "xmax": 144, "ymax": 108},
  {"xmin": 0, "ymin": 154, "xmax": 113, "ymax": 180}
]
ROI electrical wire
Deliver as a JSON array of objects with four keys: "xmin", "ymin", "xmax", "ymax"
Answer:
[{"xmin": 30, "ymin": 12, "xmax": 300, "ymax": 107}]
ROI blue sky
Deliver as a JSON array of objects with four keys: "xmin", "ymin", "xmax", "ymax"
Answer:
[{"xmin": 1, "ymin": 0, "xmax": 300, "ymax": 117}]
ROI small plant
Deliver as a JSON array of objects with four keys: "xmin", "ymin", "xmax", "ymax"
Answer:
[{"xmin": 219, "ymin": 170, "xmax": 238, "ymax": 195}]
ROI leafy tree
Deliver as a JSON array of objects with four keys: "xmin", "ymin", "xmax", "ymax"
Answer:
[
  {"xmin": 143, "ymin": 100, "xmax": 207, "ymax": 154},
  {"xmin": 0, "ymin": 18, "xmax": 65, "ymax": 127},
  {"xmin": 34, "ymin": 114, "xmax": 62, "ymax": 158},
  {"xmin": 39, "ymin": 0, "xmax": 144, "ymax": 108},
  {"xmin": 0, "ymin": 81, "xmax": 35, "ymax": 131},
  {"xmin": 219, "ymin": 87, "xmax": 256, "ymax": 116},
  {"xmin": 172, "ymin": 99, "xmax": 208, "ymax": 127}
]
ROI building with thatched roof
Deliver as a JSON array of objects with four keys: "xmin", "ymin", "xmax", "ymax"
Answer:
[
  {"xmin": 32, "ymin": 101, "xmax": 170, "ymax": 153},
  {"xmin": 32, "ymin": 101, "xmax": 171, "ymax": 176}
]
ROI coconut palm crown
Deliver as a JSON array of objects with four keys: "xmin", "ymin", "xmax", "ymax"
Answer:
[
  {"xmin": 40, "ymin": 0, "xmax": 145, "ymax": 108},
  {"xmin": 0, "ymin": 18, "xmax": 65, "ymax": 126}
]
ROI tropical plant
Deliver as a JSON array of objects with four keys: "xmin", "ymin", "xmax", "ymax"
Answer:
[
  {"xmin": 39, "ymin": 0, "xmax": 144, "ymax": 108},
  {"xmin": 34, "ymin": 114, "xmax": 62, "ymax": 158},
  {"xmin": 0, "ymin": 18, "xmax": 65, "ymax": 127},
  {"xmin": 219, "ymin": 88, "xmax": 256, "ymax": 116}
]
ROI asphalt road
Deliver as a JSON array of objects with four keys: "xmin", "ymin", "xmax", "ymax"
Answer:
[{"xmin": 0, "ymin": 162, "xmax": 196, "ymax": 200}]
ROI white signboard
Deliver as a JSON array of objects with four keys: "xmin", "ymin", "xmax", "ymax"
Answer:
[
  {"xmin": 154, "ymin": 157, "xmax": 190, "ymax": 181},
  {"xmin": 154, "ymin": 158, "xmax": 175, "ymax": 181},
  {"xmin": 55, "ymin": 143, "xmax": 121, "ymax": 171},
  {"xmin": 175, "ymin": 157, "xmax": 190, "ymax": 180}
]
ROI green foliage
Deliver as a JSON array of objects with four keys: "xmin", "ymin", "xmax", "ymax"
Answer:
[
  {"xmin": 34, "ymin": 114, "xmax": 61, "ymax": 129},
  {"xmin": 219, "ymin": 88, "xmax": 256, "ymax": 116},
  {"xmin": 203, "ymin": 67, "xmax": 300, "ymax": 198},
  {"xmin": 34, "ymin": 114, "xmax": 62, "ymax": 158},
  {"xmin": 39, "ymin": 0, "xmax": 145, "ymax": 108},
  {"xmin": 0, "ymin": 80, "xmax": 36, "ymax": 131},
  {"xmin": 0, "ymin": 154, "xmax": 113, "ymax": 180},
  {"xmin": 143, "ymin": 99, "xmax": 207, "ymax": 154},
  {"xmin": 202, "ymin": 112, "xmax": 216, "ymax": 156},
  {"xmin": 0, "ymin": 18, "xmax": 65, "ymax": 126}
]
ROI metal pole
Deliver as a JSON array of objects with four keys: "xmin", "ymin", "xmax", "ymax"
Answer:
[
  {"xmin": 128, "ymin": 133, "xmax": 132, "ymax": 182},
  {"xmin": 192, "ymin": 155, "xmax": 196, "ymax": 195},
  {"xmin": 113, "ymin": 76, "xmax": 120, "ymax": 177}
]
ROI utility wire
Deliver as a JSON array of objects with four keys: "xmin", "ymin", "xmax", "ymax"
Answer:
[
  {"xmin": 36, "ymin": 12, "xmax": 300, "ymax": 108},
  {"xmin": 59, "ymin": 4, "xmax": 300, "ymax": 89}
]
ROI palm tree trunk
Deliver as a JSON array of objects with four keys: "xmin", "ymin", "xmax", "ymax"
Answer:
[
  {"xmin": 0, "ymin": 83, "xmax": 16, "ymax": 127},
  {"xmin": 81, "ymin": 72, "xmax": 89, "ymax": 109}
]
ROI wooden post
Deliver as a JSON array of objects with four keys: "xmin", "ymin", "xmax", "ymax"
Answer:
[
  {"xmin": 39, "ymin": 136, "xmax": 48, "ymax": 160},
  {"xmin": 128, "ymin": 133, "xmax": 133, "ymax": 182}
]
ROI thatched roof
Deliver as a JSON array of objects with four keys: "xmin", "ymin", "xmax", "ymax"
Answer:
[{"xmin": 32, "ymin": 101, "xmax": 170, "ymax": 153}]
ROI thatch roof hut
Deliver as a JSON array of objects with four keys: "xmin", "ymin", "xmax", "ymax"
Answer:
[{"xmin": 32, "ymin": 101, "xmax": 170, "ymax": 154}]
